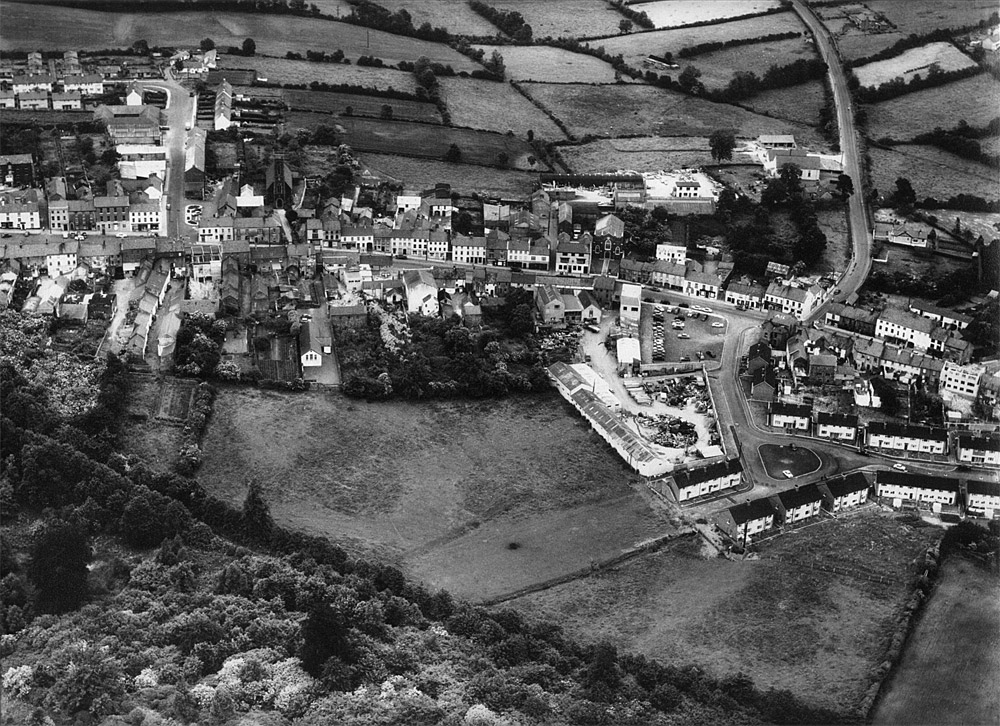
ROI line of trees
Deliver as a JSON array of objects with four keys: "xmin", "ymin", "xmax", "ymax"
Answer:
[
  {"xmin": 342, "ymin": 1, "xmax": 451, "ymax": 43},
  {"xmin": 710, "ymin": 57, "xmax": 828, "ymax": 102},
  {"xmin": 846, "ymin": 21, "xmax": 999, "ymax": 68},
  {"xmin": 854, "ymin": 63, "xmax": 984, "ymax": 103},
  {"xmin": 468, "ymin": 0, "xmax": 533, "ymax": 42},
  {"xmin": 677, "ymin": 30, "xmax": 801, "ymax": 58},
  {"xmin": 286, "ymin": 49, "xmax": 346, "ymax": 64},
  {"xmin": 609, "ymin": 0, "xmax": 654, "ymax": 30},
  {"xmin": 908, "ymin": 120, "xmax": 1000, "ymax": 168}
]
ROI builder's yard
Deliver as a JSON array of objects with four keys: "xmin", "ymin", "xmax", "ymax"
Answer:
[{"xmin": 508, "ymin": 510, "xmax": 943, "ymax": 712}]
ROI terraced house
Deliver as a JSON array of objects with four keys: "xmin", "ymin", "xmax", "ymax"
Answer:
[
  {"xmin": 664, "ymin": 456, "xmax": 743, "ymax": 502},
  {"xmin": 956, "ymin": 434, "xmax": 1000, "ymax": 467},
  {"xmin": 865, "ymin": 421, "xmax": 948, "ymax": 455},
  {"xmin": 764, "ymin": 281, "xmax": 821, "ymax": 320},
  {"xmin": 875, "ymin": 471, "xmax": 960, "ymax": 508}
]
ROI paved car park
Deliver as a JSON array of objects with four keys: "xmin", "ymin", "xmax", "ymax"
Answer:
[{"xmin": 650, "ymin": 304, "xmax": 727, "ymax": 363}]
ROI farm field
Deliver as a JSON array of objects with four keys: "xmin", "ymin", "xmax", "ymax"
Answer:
[
  {"xmin": 596, "ymin": 12, "xmax": 805, "ymax": 69},
  {"xmin": 0, "ymin": 4, "xmax": 480, "ymax": 70},
  {"xmin": 375, "ymin": 0, "xmax": 500, "ymax": 36},
  {"xmin": 853, "ymin": 42, "xmax": 977, "ymax": 89},
  {"xmin": 520, "ymin": 82, "xmax": 827, "ymax": 147},
  {"xmin": 740, "ymin": 80, "xmax": 825, "ymax": 127},
  {"xmin": 559, "ymin": 136, "xmax": 724, "ymax": 173},
  {"xmin": 870, "ymin": 145, "xmax": 996, "ymax": 201},
  {"xmin": 196, "ymin": 389, "xmax": 643, "ymax": 572},
  {"xmin": 437, "ymin": 77, "xmax": 567, "ymax": 139},
  {"xmin": 474, "ymin": 44, "xmax": 629, "ymax": 83},
  {"xmin": 282, "ymin": 89, "xmax": 442, "ymax": 123},
  {"xmin": 946, "ymin": 212, "xmax": 1000, "ymax": 244},
  {"xmin": 687, "ymin": 36, "xmax": 818, "ymax": 91},
  {"xmin": 305, "ymin": 0, "xmax": 353, "ymax": 16},
  {"xmin": 873, "ymin": 558, "xmax": 1000, "ymax": 726},
  {"xmin": 866, "ymin": 75, "xmax": 1000, "ymax": 140},
  {"xmin": 308, "ymin": 149, "xmax": 540, "ymax": 197},
  {"xmin": 866, "ymin": 0, "xmax": 1000, "ymax": 36},
  {"xmin": 297, "ymin": 115, "xmax": 543, "ymax": 169},
  {"xmin": 219, "ymin": 55, "xmax": 420, "ymax": 92},
  {"xmin": 509, "ymin": 510, "xmax": 942, "ymax": 712},
  {"xmin": 626, "ymin": 0, "xmax": 782, "ymax": 29},
  {"xmin": 486, "ymin": 0, "xmax": 626, "ymax": 39}
]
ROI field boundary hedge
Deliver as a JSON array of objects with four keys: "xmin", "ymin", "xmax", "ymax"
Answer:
[{"xmin": 574, "ymin": 4, "xmax": 794, "ymax": 43}]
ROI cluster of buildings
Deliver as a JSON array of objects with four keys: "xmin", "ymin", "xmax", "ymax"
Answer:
[{"xmin": 752, "ymin": 135, "xmax": 844, "ymax": 183}]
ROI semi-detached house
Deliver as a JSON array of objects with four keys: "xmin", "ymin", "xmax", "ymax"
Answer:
[
  {"xmin": 875, "ymin": 471, "xmax": 960, "ymax": 507},
  {"xmin": 815, "ymin": 412, "xmax": 858, "ymax": 441},
  {"xmin": 865, "ymin": 421, "xmax": 948, "ymax": 455},
  {"xmin": 957, "ymin": 434, "xmax": 1000, "ymax": 467},
  {"xmin": 775, "ymin": 483, "xmax": 825, "ymax": 525},
  {"xmin": 716, "ymin": 498, "xmax": 780, "ymax": 546},
  {"xmin": 966, "ymin": 479, "xmax": 1000, "ymax": 517},
  {"xmin": 819, "ymin": 472, "xmax": 870, "ymax": 512},
  {"xmin": 664, "ymin": 456, "xmax": 742, "ymax": 502},
  {"xmin": 769, "ymin": 401, "xmax": 811, "ymax": 430}
]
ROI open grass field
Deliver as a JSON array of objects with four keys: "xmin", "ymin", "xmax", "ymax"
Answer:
[
  {"xmin": 196, "ymin": 389, "xmax": 649, "ymax": 576},
  {"xmin": 873, "ymin": 558, "xmax": 1000, "ymax": 726},
  {"xmin": 0, "ymin": 4, "xmax": 479, "ymax": 70},
  {"xmin": 350, "ymin": 151, "xmax": 541, "ymax": 197},
  {"xmin": 741, "ymin": 80, "xmax": 825, "ymax": 127},
  {"xmin": 487, "ymin": 0, "xmax": 627, "ymax": 40},
  {"xmin": 870, "ymin": 145, "xmax": 997, "ymax": 201},
  {"xmin": 437, "ymin": 77, "xmax": 568, "ymax": 139},
  {"xmin": 853, "ymin": 42, "xmax": 977, "ymax": 89},
  {"xmin": 866, "ymin": 75, "xmax": 1000, "ymax": 140},
  {"xmin": 866, "ymin": 0, "xmax": 1000, "ymax": 36},
  {"xmin": 295, "ymin": 115, "xmax": 543, "ymax": 169},
  {"xmin": 375, "ymin": 0, "xmax": 501, "ymax": 36},
  {"xmin": 626, "ymin": 0, "xmax": 782, "ymax": 29},
  {"xmin": 816, "ymin": 207, "xmax": 851, "ymax": 275},
  {"xmin": 596, "ymin": 12, "xmax": 804, "ymax": 69},
  {"xmin": 219, "ymin": 55, "xmax": 420, "ymax": 92},
  {"xmin": 687, "ymin": 36, "xmax": 818, "ymax": 91},
  {"xmin": 520, "ymin": 82, "xmax": 827, "ymax": 147},
  {"xmin": 282, "ymin": 89, "xmax": 442, "ymax": 123},
  {"xmin": 510, "ymin": 510, "xmax": 942, "ymax": 711},
  {"xmin": 474, "ymin": 44, "xmax": 630, "ymax": 83},
  {"xmin": 559, "ymin": 135, "xmax": 724, "ymax": 173}
]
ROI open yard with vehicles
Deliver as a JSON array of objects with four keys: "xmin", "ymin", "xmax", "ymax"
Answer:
[
  {"xmin": 519, "ymin": 82, "xmax": 826, "ymax": 146},
  {"xmin": 437, "ymin": 77, "xmax": 568, "ymax": 138},
  {"xmin": 873, "ymin": 557, "xmax": 1000, "ymax": 726},
  {"xmin": 509, "ymin": 510, "xmax": 942, "ymax": 712},
  {"xmin": 474, "ymin": 44, "xmax": 630, "ymax": 83},
  {"xmin": 866, "ymin": 75, "xmax": 1000, "ymax": 140},
  {"xmin": 218, "ymin": 55, "xmax": 420, "ymax": 92},
  {"xmin": 559, "ymin": 135, "xmax": 721, "ymax": 173},
  {"xmin": 485, "ymin": 0, "xmax": 627, "ymax": 39},
  {"xmin": 627, "ymin": 0, "xmax": 783, "ymax": 29},
  {"xmin": 597, "ymin": 11, "xmax": 805, "ymax": 68},
  {"xmin": 0, "ymin": 4, "xmax": 479, "ymax": 69},
  {"xmin": 683, "ymin": 37, "xmax": 819, "ymax": 91},
  {"xmin": 853, "ymin": 42, "xmax": 978, "ymax": 89},
  {"xmin": 870, "ymin": 145, "xmax": 996, "ymax": 201},
  {"xmin": 375, "ymin": 0, "xmax": 501, "ymax": 36},
  {"xmin": 740, "ymin": 79, "xmax": 826, "ymax": 127},
  {"xmin": 652, "ymin": 307, "xmax": 727, "ymax": 363},
  {"xmin": 282, "ymin": 89, "xmax": 442, "ymax": 123}
]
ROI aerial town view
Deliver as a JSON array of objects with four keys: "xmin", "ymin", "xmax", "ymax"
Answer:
[{"xmin": 1, "ymin": 0, "xmax": 999, "ymax": 723}]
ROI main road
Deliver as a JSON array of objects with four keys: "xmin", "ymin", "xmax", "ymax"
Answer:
[{"xmin": 791, "ymin": 0, "xmax": 872, "ymax": 323}]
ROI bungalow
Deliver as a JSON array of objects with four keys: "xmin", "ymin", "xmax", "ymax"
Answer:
[
  {"xmin": 814, "ymin": 412, "xmax": 858, "ymax": 441},
  {"xmin": 724, "ymin": 280, "xmax": 765, "ymax": 310},
  {"xmin": 619, "ymin": 283, "xmax": 642, "ymax": 329},
  {"xmin": 298, "ymin": 315, "xmax": 332, "ymax": 369},
  {"xmin": 577, "ymin": 290, "xmax": 602, "ymax": 324},
  {"xmin": 402, "ymin": 269, "xmax": 439, "ymax": 317},
  {"xmin": 763, "ymin": 148, "xmax": 821, "ymax": 181},
  {"xmin": 875, "ymin": 470, "xmax": 960, "ymax": 507},
  {"xmin": 535, "ymin": 284, "xmax": 564, "ymax": 325},
  {"xmin": 758, "ymin": 134, "xmax": 796, "ymax": 150},
  {"xmin": 956, "ymin": 434, "xmax": 1000, "ymax": 467},
  {"xmin": 746, "ymin": 341, "xmax": 771, "ymax": 376},
  {"xmin": 769, "ymin": 401, "xmax": 811, "ymax": 430},
  {"xmin": 966, "ymin": 478, "xmax": 1000, "ymax": 517},
  {"xmin": 666, "ymin": 456, "xmax": 743, "ymax": 502},
  {"xmin": 775, "ymin": 483, "xmax": 825, "ymax": 525},
  {"xmin": 865, "ymin": 421, "xmax": 948, "ymax": 455},
  {"xmin": 873, "ymin": 220, "xmax": 932, "ymax": 248},
  {"xmin": 750, "ymin": 367, "xmax": 778, "ymax": 402},
  {"xmin": 716, "ymin": 498, "xmax": 780, "ymax": 546},
  {"xmin": 820, "ymin": 472, "xmax": 870, "ymax": 513}
]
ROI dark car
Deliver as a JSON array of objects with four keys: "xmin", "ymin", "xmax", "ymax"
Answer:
[
  {"xmin": 705, "ymin": 350, "xmax": 715, "ymax": 359},
  {"xmin": 680, "ymin": 355, "xmax": 690, "ymax": 362}
]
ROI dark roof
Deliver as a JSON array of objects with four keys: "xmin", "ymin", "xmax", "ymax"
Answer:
[
  {"xmin": 877, "ymin": 470, "xmax": 960, "ymax": 492},
  {"xmin": 729, "ymin": 497, "xmax": 779, "ymax": 525},
  {"xmin": 748, "ymin": 341, "xmax": 771, "ymax": 361},
  {"xmin": 771, "ymin": 402, "xmax": 811, "ymax": 418},
  {"xmin": 867, "ymin": 421, "xmax": 948, "ymax": 442},
  {"xmin": 777, "ymin": 483, "xmax": 824, "ymax": 510},
  {"xmin": 967, "ymin": 479, "xmax": 1000, "ymax": 497},
  {"xmin": 752, "ymin": 367, "xmax": 777, "ymax": 388},
  {"xmin": 823, "ymin": 472, "xmax": 870, "ymax": 498},
  {"xmin": 673, "ymin": 457, "xmax": 742, "ymax": 490},
  {"xmin": 815, "ymin": 411, "xmax": 859, "ymax": 427},
  {"xmin": 957, "ymin": 434, "xmax": 1000, "ymax": 452}
]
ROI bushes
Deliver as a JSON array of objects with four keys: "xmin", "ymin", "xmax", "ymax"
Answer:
[
  {"xmin": 678, "ymin": 30, "xmax": 800, "ymax": 58},
  {"xmin": 857, "ymin": 64, "xmax": 984, "ymax": 103},
  {"xmin": 27, "ymin": 517, "xmax": 91, "ymax": 614},
  {"xmin": 469, "ymin": 0, "xmax": 533, "ymax": 42},
  {"xmin": 711, "ymin": 57, "xmax": 828, "ymax": 103},
  {"xmin": 175, "ymin": 382, "xmax": 216, "ymax": 476}
]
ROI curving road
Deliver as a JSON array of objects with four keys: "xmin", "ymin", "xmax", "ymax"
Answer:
[{"xmin": 791, "ymin": 0, "xmax": 872, "ymax": 322}]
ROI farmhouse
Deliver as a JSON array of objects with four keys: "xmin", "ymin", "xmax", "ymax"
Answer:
[
  {"xmin": 402, "ymin": 269, "xmax": 438, "ymax": 317},
  {"xmin": 815, "ymin": 412, "xmax": 859, "ymax": 441},
  {"xmin": 820, "ymin": 472, "xmax": 870, "ymax": 513},
  {"xmin": 775, "ymin": 483, "xmax": 825, "ymax": 525},
  {"xmin": 769, "ymin": 401, "xmax": 811, "ymax": 430},
  {"xmin": 716, "ymin": 498, "xmax": 780, "ymax": 546},
  {"xmin": 875, "ymin": 471, "xmax": 960, "ymax": 508},
  {"xmin": 619, "ymin": 283, "xmax": 642, "ymax": 329},
  {"xmin": 956, "ymin": 434, "xmax": 1000, "ymax": 467},
  {"xmin": 664, "ymin": 456, "xmax": 743, "ymax": 502},
  {"xmin": 865, "ymin": 421, "xmax": 948, "ymax": 455},
  {"xmin": 966, "ymin": 479, "xmax": 1000, "ymax": 517}
]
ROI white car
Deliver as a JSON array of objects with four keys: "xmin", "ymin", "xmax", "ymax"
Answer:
[
  {"xmin": 677, "ymin": 333, "xmax": 690, "ymax": 339},
  {"xmin": 892, "ymin": 463, "xmax": 907, "ymax": 471},
  {"xmin": 711, "ymin": 322, "xmax": 725, "ymax": 328},
  {"xmin": 694, "ymin": 305, "xmax": 713, "ymax": 313},
  {"xmin": 782, "ymin": 469, "xmax": 794, "ymax": 479}
]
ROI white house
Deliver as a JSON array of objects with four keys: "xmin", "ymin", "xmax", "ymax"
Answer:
[
  {"xmin": 402, "ymin": 269, "xmax": 438, "ymax": 317},
  {"xmin": 820, "ymin": 473, "xmax": 869, "ymax": 513},
  {"xmin": 865, "ymin": 422, "xmax": 948, "ymax": 455},
  {"xmin": 815, "ymin": 412, "xmax": 858, "ymax": 441},
  {"xmin": 876, "ymin": 471, "xmax": 959, "ymax": 507},
  {"xmin": 129, "ymin": 202, "xmax": 161, "ymax": 234},
  {"xmin": 451, "ymin": 235, "xmax": 486, "ymax": 265},
  {"xmin": 62, "ymin": 73, "xmax": 104, "ymax": 95},
  {"xmin": 764, "ymin": 282, "xmax": 821, "ymax": 320},
  {"xmin": 716, "ymin": 498, "xmax": 779, "ymax": 546},
  {"xmin": 666, "ymin": 457, "xmax": 742, "ymax": 502},
  {"xmin": 724, "ymin": 281, "xmax": 765, "ymax": 310},
  {"xmin": 776, "ymin": 484, "xmax": 825, "ymax": 525},
  {"xmin": 875, "ymin": 308, "xmax": 937, "ymax": 352},
  {"xmin": 966, "ymin": 478, "xmax": 1000, "ymax": 517},
  {"xmin": 956, "ymin": 434, "xmax": 1000, "ymax": 467},
  {"xmin": 770, "ymin": 402, "xmax": 811, "ymax": 430},
  {"xmin": 940, "ymin": 361, "xmax": 984, "ymax": 399},
  {"xmin": 619, "ymin": 283, "xmax": 642, "ymax": 329}
]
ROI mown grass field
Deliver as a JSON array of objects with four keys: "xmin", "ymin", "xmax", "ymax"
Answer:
[
  {"xmin": 866, "ymin": 75, "xmax": 1000, "ymax": 140},
  {"xmin": 0, "ymin": 3, "xmax": 478, "ymax": 69},
  {"xmin": 375, "ymin": 0, "xmax": 501, "ymax": 36},
  {"xmin": 474, "ymin": 44, "xmax": 629, "ymax": 83},
  {"xmin": 282, "ymin": 89, "xmax": 442, "ymax": 123},
  {"xmin": 350, "ymin": 151, "xmax": 542, "ymax": 196},
  {"xmin": 627, "ymin": 0, "xmax": 782, "ymax": 29},
  {"xmin": 853, "ymin": 42, "xmax": 976, "ymax": 89},
  {"xmin": 510, "ymin": 511, "xmax": 941, "ymax": 712},
  {"xmin": 689, "ymin": 36, "xmax": 818, "ymax": 91},
  {"xmin": 596, "ymin": 12, "xmax": 805, "ymax": 69},
  {"xmin": 488, "ymin": 0, "xmax": 627, "ymax": 39},
  {"xmin": 559, "ymin": 135, "xmax": 725, "ymax": 173},
  {"xmin": 520, "ymin": 82, "xmax": 827, "ymax": 146},
  {"xmin": 219, "ymin": 55, "xmax": 421, "ymax": 92},
  {"xmin": 437, "ymin": 77, "xmax": 568, "ymax": 139},
  {"xmin": 870, "ymin": 145, "xmax": 997, "ymax": 201},
  {"xmin": 740, "ymin": 80, "xmax": 826, "ymax": 128}
]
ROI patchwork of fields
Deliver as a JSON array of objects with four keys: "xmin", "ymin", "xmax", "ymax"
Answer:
[
  {"xmin": 283, "ymin": 89, "xmax": 442, "ymax": 123},
  {"xmin": 375, "ymin": 0, "xmax": 501, "ymax": 36},
  {"xmin": 870, "ymin": 145, "xmax": 997, "ymax": 201},
  {"xmin": 488, "ymin": 0, "xmax": 628, "ymax": 39},
  {"xmin": 866, "ymin": 75, "xmax": 1000, "ymax": 139},
  {"xmin": 626, "ymin": 0, "xmax": 783, "ymax": 29},
  {"xmin": 853, "ymin": 42, "xmax": 977, "ymax": 88},
  {"xmin": 474, "ymin": 44, "xmax": 630, "ymax": 83},
  {"xmin": 437, "ymin": 77, "xmax": 568, "ymax": 138},
  {"xmin": 219, "ymin": 55, "xmax": 420, "ymax": 92},
  {"xmin": 688, "ymin": 36, "xmax": 818, "ymax": 91}
]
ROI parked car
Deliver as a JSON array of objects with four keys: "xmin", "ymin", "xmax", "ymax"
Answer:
[
  {"xmin": 680, "ymin": 355, "xmax": 691, "ymax": 362},
  {"xmin": 677, "ymin": 333, "xmax": 690, "ymax": 339},
  {"xmin": 694, "ymin": 305, "xmax": 712, "ymax": 313},
  {"xmin": 782, "ymin": 469, "xmax": 794, "ymax": 479},
  {"xmin": 705, "ymin": 350, "xmax": 715, "ymax": 358},
  {"xmin": 892, "ymin": 463, "xmax": 907, "ymax": 471},
  {"xmin": 711, "ymin": 322, "xmax": 725, "ymax": 328},
  {"xmin": 585, "ymin": 324, "xmax": 600, "ymax": 333}
]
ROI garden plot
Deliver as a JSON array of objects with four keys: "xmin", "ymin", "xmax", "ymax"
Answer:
[
  {"xmin": 375, "ymin": 0, "xmax": 500, "ymax": 36},
  {"xmin": 219, "ymin": 55, "xmax": 420, "ymax": 93},
  {"xmin": 866, "ymin": 75, "xmax": 1000, "ymax": 140},
  {"xmin": 436, "ymin": 77, "xmax": 568, "ymax": 139},
  {"xmin": 688, "ymin": 36, "xmax": 819, "ymax": 91},
  {"xmin": 870, "ymin": 145, "xmax": 996, "ymax": 201},
  {"xmin": 488, "ymin": 0, "xmax": 626, "ymax": 39},
  {"xmin": 853, "ymin": 42, "xmax": 977, "ymax": 89},
  {"xmin": 597, "ymin": 12, "xmax": 804, "ymax": 69},
  {"xmin": 741, "ymin": 80, "xmax": 825, "ymax": 127},
  {"xmin": 474, "ymin": 44, "xmax": 629, "ymax": 83},
  {"xmin": 626, "ymin": 0, "xmax": 783, "ymax": 29}
]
